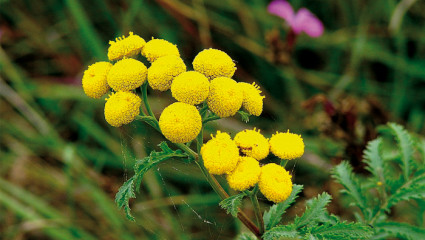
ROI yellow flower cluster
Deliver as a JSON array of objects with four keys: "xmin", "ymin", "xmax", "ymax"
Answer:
[
  {"xmin": 259, "ymin": 163, "xmax": 293, "ymax": 203},
  {"xmin": 234, "ymin": 128, "xmax": 269, "ymax": 160},
  {"xmin": 193, "ymin": 48, "xmax": 236, "ymax": 80},
  {"xmin": 104, "ymin": 92, "xmax": 141, "ymax": 127},
  {"xmin": 148, "ymin": 55, "xmax": 186, "ymax": 91},
  {"xmin": 269, "ymin": 130, "xmax": 305, "ymax": 160},
  {"xmin": 171, "ymin": 71, "xmax": 210, "ymax": 105},
  {"xmin": 201, "ymin": 128, "xmax": 303, "ymax": 201},
  {"xmin": 201, "ymin": 131, "xmax": 240, "ymax": 175},
  {"xmin": 107, "ymin": 58, "xmax": 147, "ymax": 92},
  {"xmin": 82, "ymin": 62, "xmax": 112, "ymax": 99},
  {"xmin": 159, "ymin": 102, "xmax": 202, "ymax": 143},
  {"xmin": 227, "ymin": 157, "xmax": 261, "ymax": 191},
  {"xmin": 207, "ymin": 77, "xmax": 243, "ymax": 117},
  {"xmin": 142, "ymin": 38, "xmax": 180, "ymax": 62},
  {"xmin": 239, "ymin": 82, "xmax": 265, "ymax": 116},
  {"xmin": 108, "ymin": 32, "xmax": 146, "ymax": 61}
]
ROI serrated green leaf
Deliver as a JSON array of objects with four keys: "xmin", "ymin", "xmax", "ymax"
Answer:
[
  {"xmin": 386, "ymin": 180, "xmax": 425, "ymax": 210},
  {"xmin": 115, "ymin": 177, "xmax": 136, "ymax": 221},
  {"xmin": 332, "ymin": 162, "xmax": 368, "ymax": 214},
  {"xmin": 219, "ymin": 192, "xmax": 246, "ymax": 217},
  {"xmin": 388, "ymin": 122, "xmax": 415, "ymax": 180},
  {"xmin": 294, "ymin": 193, "xmax": 332, "ymax": 228},
  {"xmin": 376, "ymin": 221, "xmax": 425, "ymax": 240},
  {"xmin": 134, "ymin": 141, "xmax": 187, "ymax": 191},
  {"xmin": 264, "ymin": 184, "xmax": 303, "ymax": 231},
  {"xmin": 364, "ymin": 138, "xmax": 386, "ymax": 184},
  {"xmin": 307, "ymin": 222, "xmax": 373, "ymax": 240},
  {"xmin": 235, "ymin": 232, "xmax": 258, "ymax": 240},
  {"xmin": 263, "ymin": 224, "xmax": 301, "ymax": 240}
]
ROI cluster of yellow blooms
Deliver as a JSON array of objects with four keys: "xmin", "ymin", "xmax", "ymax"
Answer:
[
  {"xmin": 201, "ymin": 129, "xmax": 304, "ymax": 203},
  {"xmin": 82, "ymin": 32, "xmax": 304, "ymax": 204}
]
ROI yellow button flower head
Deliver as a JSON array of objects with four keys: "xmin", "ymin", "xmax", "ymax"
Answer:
[
  {"xmin": 142, "ymin": 38, "xmax": 180, "ymax": 63},
  {"xmin": 269, "ymin": 130, "xmax": 304, "ymax": 160},
  {"xmin": 201, "ymin": 131, "xmax": 240, "ymax": 175},
  {"xmin": 259, "ymin": 163, "xmax": 293, "ymax": 203},
  {"xmin": 104, "ymin": 91, "xmax": 141, "ymax": 127},
  {"xmin": 108, "ymin": 32, "xmax": 146, "ymax": 61},
  {"xmin": 159, "ymin": 102, "xmax": 202, "ymax": 143},
  {"xmin": 207, "ymin": 77, "xmax": 243, "ymax": 118},
  {"xmin": 234, "ymin": 128, "xmax": 269, "ymax": 160},
  {"xmin": 171, "ymin": 71, "xmax": 210, "ymax": 105},
  {"xmin": 227, "ymin": 157, "xmax": 261, "ymax": 191},
  {"xmin": 238, "ymin": 82, "xmax": 265, "ymax": 116},
  {"xmin": 148, "ymin": 55, "xmax": 186, "ymax": 91},
  {"xmin": 82, "ymin": 62, "xmax": 112, "ymax": 99},
  {"xmin": 107, "ymin": 58, "xmax": 147, "ymax": 92},
  {"xmin": 193, "ymin": 48, "xmax": 236, "ymax": 80}
]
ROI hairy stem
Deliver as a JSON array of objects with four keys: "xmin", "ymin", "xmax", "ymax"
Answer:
[
  {"xmin": 141, "ymin": 82, "xmax": 156, "ymax": 118},
  {"xmin": 249, "ymin": 185, "xmax": 264, "ymax": 235}
]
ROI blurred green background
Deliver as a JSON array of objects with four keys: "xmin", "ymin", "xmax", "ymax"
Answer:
[{"xmin": 1, "ymin": 0, "xmax": 425, "ymax": 239}]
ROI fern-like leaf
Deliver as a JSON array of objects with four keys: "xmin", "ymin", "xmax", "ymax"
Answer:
[
  {"xmin": 294, "ymin": 192, "xmax": 332, "ymax": 228},
  {"xmin": 219, "ymin": 192, "xmax": 247, "ymax": 217},
  {"xmin": 116, "ymin": 142, "xmax": 187, "ymax": 220},
  {"xmin": 263, "ymin": 224, "xmax": 300, "ymax": 240},
  {"xmin": 134, "ymin": 142, "xmax": 186, "ymax": 191},
  {"xmin": 364, "ymin": 138, "xmax": 386, "ymax": 184},
  {"xmin": 388, "ymin": 122, "xmax": 415, "ymax": 180},
  {"xmin": 332, "ymin": 162, "xmax": 368, "ymax": 214},
  {"xmin": 264, "ymin": 184, "xmax": 303, "ymax": 231},
  {"xmin": 376, "ymin": 221, "xmax": 425, "ymax": 240},
  {"xmin": 115, "ymin": 177, "xmax": 136, "ymax": 221},
  {"xmin": 306, "ymin": 222, "xmax": 373, "ymax": 240},
  {"xmin": 386, "ymin": 181, "xmax": 425, "ymax": 210}
]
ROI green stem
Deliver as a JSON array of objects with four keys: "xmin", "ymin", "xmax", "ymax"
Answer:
[
  {"xmin": 280, "ymin": 159, "xmax": 289, "ymax": 168},
  {"xmin": 249, "ymin": 185, "xmax": 264, "ymax": 235},
  {"xmin": 135, "ymin": 115, "xmax": 160, "ymax": 131},
  {"xmin": 202, "ymin": 115, "xmax": 221, "ymax": 124},
  {"xmin": 141, "ymin": 83, "xmax": 155, "ymax": 118}
]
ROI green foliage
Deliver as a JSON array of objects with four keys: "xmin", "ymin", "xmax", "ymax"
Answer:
[
  {"xmin": 264, "ymin": 184, "xmax": 303, "ymax": 231},
  {"xmin": 302, "ymin": 222, "xmax": 373, "ymax": 240},
  {"xmin": 333, "ymin": 122, "xmax": 425, "ymax": 239},
  {"xmin": 219, "ymin": 192, "xmax": 247, "ymax": 217},
  {"xmin": 332, "ymin": 161, "xmax": 370, "ymax": 219},
  {"xmin": 375, "ymin": 222, "xmax": 425, "ymax": 240},
  {"xmin": 238, "ymin": 110, "xmax": 251, "ymax": 123},
  {"xmin": 235, "ymin": 232, "xmax": 258, "ymax": 240},
  {"xmin": 387, "ymin": 122, "xmax": 415, "ymax": 180},
  {"xmin": 115, "ymin": 142, "xmax": 187, "ymax": 220},
  {"xmin": 293, "ymin": 193, "xmax": 332, "ymax": 228},
  {"xmin": 263, "ymin": 192, "xmax": 372, "ymax": 240}
]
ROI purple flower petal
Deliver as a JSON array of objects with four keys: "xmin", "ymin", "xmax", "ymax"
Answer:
[
  {"xmin": 292, "ymin": 8, "xmax": 324, "ymax": 37},
  {"xmin": 267, "ymin": 0, "xmax": 294, "ymax": 25}
]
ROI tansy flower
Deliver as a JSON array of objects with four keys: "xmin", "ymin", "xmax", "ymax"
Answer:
[
  {"xmin": 193, "ymin": 48, "xmax": 236, "ymax": 80},
  {"xmin": 234, "ymin": 128, "xmax": 269, "ymax": 160},
  {"xmin": 82, "ymin": 62, "xmax": 112, "ymax": 99},
  {"xmin": 171, "ymin": 71, "xmax": 210, "ymax": 105},
  {"xmin": 159, "ymin": 102, "xmax": 202, "ymax": 143},
  {"xmin": 269, "ymin": 130, "xmax": 304, "ymax": 160},
  {"xmin": 107, "ymin": 58, "xmax": 147, "ymax": 92},
  {"xmin": 238, "ymin": 82, "xmax": 265, "ymax": 116},
  {"xmin": 142, "ymin": 38, "xmax": 180, "ymax": 62},
  {"xmin": 104, "ymin": 91, "xmax": 141, "ymax": 127},
  {"xmin": 201, "ymin": 131, "xmax": 239, "ymax": 175},
  {"xmin": 227, "ymin": 157, "xmax": 261, "ymax": 191},
  {"xmin": 207, "ymin": 77, "xmax": 243, "ymax": 118},
  {"xmin": 148, "ymin": 55, "xmax": 186, "ymax": 91},
  {"xmin": 259, "ymin": 163, "xmax": 293, "ymax": 203},
  {"xmin": 108, "ymin": 32, "xmax": 146, "ymax": 61}
]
